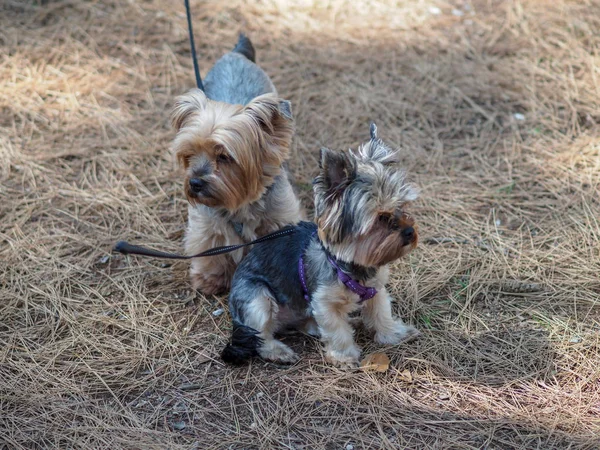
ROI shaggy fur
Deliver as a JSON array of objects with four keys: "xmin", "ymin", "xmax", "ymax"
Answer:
[
  {"xmin": 170, "ymin": 34, "xmax": 302, "ymax": 295},
  {"xmin": 222, "ymin": 124, "xmax": 420, "ymax": 367}
]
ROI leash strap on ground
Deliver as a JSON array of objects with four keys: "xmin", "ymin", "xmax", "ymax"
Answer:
[
  {"xmin": 184, "ymin": 0, "xmax": 203, "ymax": 91},
  {"xmin": 113, "ymin": 226, "xmax": 296, "ymax": 260}
]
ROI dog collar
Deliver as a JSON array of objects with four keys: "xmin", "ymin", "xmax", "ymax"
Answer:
[
  {"xmin": 326, "ymin": 255, "xmax": 378, "ymax": 303},
  {"xmin": 230, "ymin": 220, "xmax": 244, "ymax": 238},
  {"xmin": 226, "ymin": 180, "xmax": 280, "ymax": 239},
  {"xmin": 299, "ymin": 237, "xmax": 377, "ymax": 303}
]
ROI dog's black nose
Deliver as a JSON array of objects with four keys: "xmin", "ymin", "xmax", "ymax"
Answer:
[
  {"xmin": 189, "ymin": 178, "xmax": 205, "ymax": 193},
  {"xmin": 402, "ymin": 226, "xmax": 415, "ymax": 242}
]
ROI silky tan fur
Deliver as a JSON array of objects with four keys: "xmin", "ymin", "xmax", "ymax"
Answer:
[{"xmin": 170, "ymin": 35, "xmax": 302, "ymax": 294}]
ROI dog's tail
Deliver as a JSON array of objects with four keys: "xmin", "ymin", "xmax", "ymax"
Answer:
[
  {"xmin": 232, "ymin": 33, "xmax": 256, "ymax": 63},
  {"xmin": 221, "ymin": 320, "xmax": 263, "ymax": 365}
]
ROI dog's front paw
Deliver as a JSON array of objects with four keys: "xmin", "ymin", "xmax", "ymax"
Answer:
[
  {"xmin": 325, "ymin": 346, "xmax": 361, "ymax": 369},
  {"xmin": 375, "ymin": 322, "xmax": 420, "ymax": 345},
  {"xmin": 259, "ymin": 341, "xmax": 299, "ymax": 364}
]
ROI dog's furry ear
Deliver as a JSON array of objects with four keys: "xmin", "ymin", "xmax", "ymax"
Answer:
[
  {"xmin": 244, "ymin": 95, "xmax": 294, "ymax": 128},
  {"xmin": 356, "ymin": 122, "xmax": 400, "ymax": 165},
  {"xmin": 244, "ymin": 94, "xmax": 294, "ymax": 158},
  {"xmin": 277, "ymin": 100, "xmax": 293, "ymax": 120},
  {"xmin": 317, "ymin": 148, "xmax": 356, "ymax": 198},
  {"xmin": 171, "ymin": 89, "xmax": 208, "ymax": 130}
]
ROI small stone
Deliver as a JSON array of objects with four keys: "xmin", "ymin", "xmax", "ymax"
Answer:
[
  {"xmin": 346, "ymin": 445, "xmax": 354, "ymax": 450},
  {"xmin": 250, "ymin": 422, "xmax": 257, "ymax": 429},
  {"xmin": 172, "ymin": 421, "xmax": 186, "ymax": 430},
  {"xmin": 173, "ymin": 401, "xmax": 187, "ymax": 412},
  {"xmin": 256, "ymin": 392, "xmax": 264, "ymax": 398},
  {"xmin": 495, "ymin": 219, "xmax": 501, "ymax": 226},
  {"xmin": 99, "ymin": 255, "xmax": 110, "ymax": 264},
  {"xmin": 514, "ymin": 113, "xmax": 526, "ymax": 121},
  {"xmin": 569, "ymin": 336, "xmax": 582, "ymax": 343},
  {"xmin": 438, "ymin": 392, "xmax": 450, "ymax": 400},
  {"xmin": 452, "ymin": 8, "xmax": 464, "ymax": 16},
  {"xmin": 212, "ymin": 308, "xmax": 225, "ymax": 317},
  {"xmin": 428, "ymin": 6, "xmax": 442, "ymax": 15}
]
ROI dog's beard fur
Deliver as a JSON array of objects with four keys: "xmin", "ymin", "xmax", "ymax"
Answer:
[
  {"xmin": 347, "ymin": 218, "xmax": 418, "ymax": 267},
  {"xmin": 314, "ymin": 125, "xmax": 419, "ymax": 267},
  {"xmin": 171, "ymin": 89, "xmax": 294, "ymax": 211}
]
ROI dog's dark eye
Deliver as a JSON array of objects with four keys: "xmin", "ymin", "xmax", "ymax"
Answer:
[
  {"xmin": 378, "ymin": 213, "xmax": 392, "ymax": 224},
  {"xmin": 217, "ymin": 153, "xmax": 232, "ymax": 164},
  {"xmin": 378, "ymin": 213, "xmax": 399, "ymax": 230}
]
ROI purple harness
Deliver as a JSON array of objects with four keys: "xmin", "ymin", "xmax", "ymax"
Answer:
[{"xmin": 298, "ymin": 239, "xmax": 378, "ymax": 303}]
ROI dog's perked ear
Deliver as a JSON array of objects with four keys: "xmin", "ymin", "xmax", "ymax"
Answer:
[
  {"xmin": 171, "ymin": 89, "xmax": 209, "ymax": 130},
  {"xmin": 317, "ymin": 148, "xmax": 356, "ymax": 198},
  {"xmin": 278, "ymin": 100, "xmax": 293, "ymax": 120}
]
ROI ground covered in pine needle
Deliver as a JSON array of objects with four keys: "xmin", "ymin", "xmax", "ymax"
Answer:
[{"xmin": 1, "ymin": 0, "xmax": 599, "ymax": 448}]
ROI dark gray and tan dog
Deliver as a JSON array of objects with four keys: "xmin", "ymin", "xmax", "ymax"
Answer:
[
  {"xmin": 222, "ymin": 124, "xmax": 420, "ymax": 368},
  {"xmin": 171, "ymin": 34, "xmax": 301, "ymax": 295}
]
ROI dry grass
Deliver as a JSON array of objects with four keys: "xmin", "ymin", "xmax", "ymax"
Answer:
[{"xmin": 1, "ymin": 0, "xmax": 600, "ymax": 448}]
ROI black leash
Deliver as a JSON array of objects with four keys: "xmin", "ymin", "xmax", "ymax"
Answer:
[
  {"xmin": 184, "ymin": 0, "xmax": 203, "ymax": 91},
  {"xmin": 113, "ymin": 226, "xmax": 296, "ymax": 260}
]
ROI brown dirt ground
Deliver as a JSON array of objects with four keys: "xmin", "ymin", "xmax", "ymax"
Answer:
[{"xmin": 1, "ymin": 0, "xmax": 600, "ymax": 448}]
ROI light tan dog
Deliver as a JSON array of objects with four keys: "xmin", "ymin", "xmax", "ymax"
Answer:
[{"xmin": 171, "ymin": 35, "xmax": 301, "ymax": 294}]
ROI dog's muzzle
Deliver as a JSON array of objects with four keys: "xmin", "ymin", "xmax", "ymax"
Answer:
[
  {"xmin": 401, "ymin": 226, "xmax": 415, "ymax": 244},
  {"xmin": 190, "ymin": 177, "xmax": 211, "ymax": 195}
]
